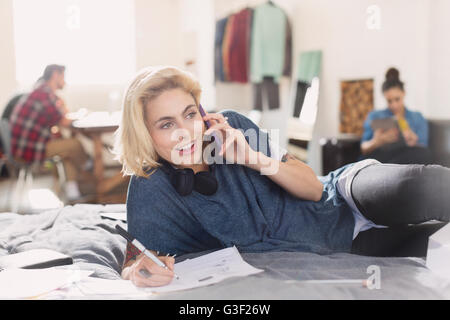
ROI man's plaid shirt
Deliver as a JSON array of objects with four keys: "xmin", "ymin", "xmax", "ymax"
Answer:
[{"xmin": 9, "ymin": 83, "xmax": 63, "ymax": 163}]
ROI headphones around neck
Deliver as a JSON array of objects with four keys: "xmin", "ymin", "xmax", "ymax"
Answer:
[{"xmin": 159, "ymin": 160, "xmax": 218, "ymax": 196}]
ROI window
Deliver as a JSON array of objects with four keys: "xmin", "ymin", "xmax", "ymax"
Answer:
[{"xmin": 13, "ymin": 0, "xmax": 136, "ymax": 86}]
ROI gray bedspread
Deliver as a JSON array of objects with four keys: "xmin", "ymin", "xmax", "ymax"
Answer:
[
  {"xmin": 0, "ymin": 204, "xmax": 127, "ymax": 280},
  {"xmin": 1, "ymin": 205, "xmax": 449, "ymax": 300}
]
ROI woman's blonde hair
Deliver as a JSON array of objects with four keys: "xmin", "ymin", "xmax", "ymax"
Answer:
[{"xmin": 113, "ymin": 66, "xmax": 202, "ymax": 178}]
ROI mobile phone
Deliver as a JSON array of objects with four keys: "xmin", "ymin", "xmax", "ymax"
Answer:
[
  {"xmin": 199, "ymin": 104, "xmax": 222, "ymax": 150},
  {"xmin": 198, "ymin": 104, "xmax": 212, "ymax": 129}
]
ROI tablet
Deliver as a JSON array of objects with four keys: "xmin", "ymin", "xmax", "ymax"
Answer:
[{"xmin": 370, "ymin": 117, "xmax": 399, "ymax": 131}]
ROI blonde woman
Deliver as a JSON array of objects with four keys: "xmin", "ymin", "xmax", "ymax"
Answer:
[{"xmin": 115, "ymin": 66, "xmax": 449, "ymax": 288}]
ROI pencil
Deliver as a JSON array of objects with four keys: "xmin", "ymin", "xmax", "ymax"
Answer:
[{"xmin": 115, "ymin": 225, "xmax": 179, "ymax": 280}]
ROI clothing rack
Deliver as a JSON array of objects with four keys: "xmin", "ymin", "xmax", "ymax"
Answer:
[{"xmin": 220, "ymin": 0, "xmax": 277, "ymax": 20}]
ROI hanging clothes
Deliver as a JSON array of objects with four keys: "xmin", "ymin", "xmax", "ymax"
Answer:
[
  {"xmin": 283, "ymin": 18, "xmax": 292, "ymax": 77},
  {"xmin": 250, "ymin": 2, "xmax": 291, "ymax": 110},
  {"xmin": 228, "ymin": 8, "xmax": 253, "ymax": 83},
  {"xmin": 250, "ymin": 2, "xmax": 287, "ymax": 84},
  {"xmin": 293, "ymin": 51, "xmax": 322, "ymax": 117},
  {"xmin": 221, "ymin": 14, "xmax": 235, "ymax": 82},
  {"xmin": 253, "ymin": 76, "xmax": 280, "ymax": 110},
  {"xmin": 214, "ymin": 2, "xmax": 291, "ymax": 112},
  {"xmin": 297, "ymin": 50, "xmax": 322, "ymax": 84},
  {"xmin": 215, "ymin": 16, "xmax": 229, "ymax": 82}
]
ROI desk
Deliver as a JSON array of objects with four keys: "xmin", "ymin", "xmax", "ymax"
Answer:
[{"xmin": 71, "ymin": 112, "xmax": 129, "ymax": 203}]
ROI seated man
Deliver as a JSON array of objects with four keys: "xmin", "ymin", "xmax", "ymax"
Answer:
[{"xmin": 9, "ymin": 64, "xmax": 92, "ymax": 201}]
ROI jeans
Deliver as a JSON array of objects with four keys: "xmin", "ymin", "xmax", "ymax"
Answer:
[{"xmin": 350, "ymin": 163, "xmax": 450, "ymax": 257}]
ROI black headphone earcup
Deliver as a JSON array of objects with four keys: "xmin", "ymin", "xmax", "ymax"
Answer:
[
  {"xmin": 171, "ymin": 169, "xmax": 195, "ymax": 196},
  {"xmin": 159, "ymin": 160, "xmax": 217, "ymax": 196},
  {"xmin": 194, "ymin": 171, "xmax": 218, "ymax": 196}
]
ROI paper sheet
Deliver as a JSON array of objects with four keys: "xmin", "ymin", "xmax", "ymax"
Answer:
[
  {"xmin": 0, "ymin": 268, "xmax": 93, "ymax": 299},
  {"xmin": 74, "ymin": 277, "xmax": 150, "ymax": 297},
  {"xmin": 1, "ymin": 247, "xmax": 262, "ymax": 299},
  {"xmin": 426, "ymin": 223, "xmax": 450, "ymax": 281},
  {"xmin": 148, "ymin": 246, "xmax": 264, "ymax": 294}
]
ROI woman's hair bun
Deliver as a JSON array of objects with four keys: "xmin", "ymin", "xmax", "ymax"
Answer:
[{"xmin": 385, "ymin": 67, "xmax": 400, "ymax": 82}]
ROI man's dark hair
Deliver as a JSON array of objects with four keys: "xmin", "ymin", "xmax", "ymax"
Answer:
[{"xmin": 42, "ymin": 64, "xmax": 66, "ymax": 81}]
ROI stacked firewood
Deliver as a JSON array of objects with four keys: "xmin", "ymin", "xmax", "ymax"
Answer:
[{"xmin": 339, "ymin": 79, "xmax": 374, "ymax": 136}]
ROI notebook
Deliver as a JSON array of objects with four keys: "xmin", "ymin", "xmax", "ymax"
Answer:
[{"xmin": 0, "ymin": 249, "xmax": 73, "ymax": 270}]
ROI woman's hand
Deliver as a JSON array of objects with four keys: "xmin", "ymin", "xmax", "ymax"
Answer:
[
  {"xmin": 361, "ymin": 127, "xmax": 400, "ymax": 155},
  {"xmin": 203, "ymin": 113, "xmax": 258, "ymax": 165},
  {"xmin": 374, "ymin": 128, "xmax": 400, "ymax": 145},
  {"xmin": 203, "ymin": 112, "xmax": 322, "ymax": 201},
  {"xmin": 402, "ymin": 129, "xmax": 419, "ymax": 146},
  {"xmin": 122, "ymin": 253, "xmax": 175, "ymax": 287}
]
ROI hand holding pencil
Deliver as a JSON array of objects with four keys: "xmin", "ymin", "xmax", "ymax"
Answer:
[
  {"xmin": 125, "ymin": 252, "xmax": 175, "ymax": 288},
  {"xmin": 116, "ymin": 225, "xmax": 178, "ymax": 287}
]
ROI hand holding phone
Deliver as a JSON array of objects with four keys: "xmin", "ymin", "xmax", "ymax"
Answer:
[
  {"xmin": 199, "ymin": 104, "xmax": 222, "ymax": 149},
  {"xmin": 200, "ymin": 106, "xmax": 260, "ymax": 166}
]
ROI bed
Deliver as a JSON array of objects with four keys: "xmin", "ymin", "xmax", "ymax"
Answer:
[{"xmin": 1, "ymin": 204, "xmax": 449, "ymax": 300}]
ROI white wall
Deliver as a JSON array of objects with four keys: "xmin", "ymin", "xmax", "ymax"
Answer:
[
  {"xmin": 135, "ymin": 0, "xmax": 183, "ymax": 70},
  {"xmin": 0, "ymin": 0, "xmax": 17, "ymax": 110},
  {"xmin": 178, "ymin": 0, "xmax": 216, "ymax": 111},
  {"xmin": 61, "ymin": 0, "xmax": 217, "ymax": 113},
  {"xmin": 428, "ymin": 0, "xmax": 450, "ymax": 119},
  {"xmin": 1, "ymin": 0, "xmax": 188, "ymax": 114},
  {"xmin": 61, "ymin": 0, "xmax": 185, "ymax": 113}
]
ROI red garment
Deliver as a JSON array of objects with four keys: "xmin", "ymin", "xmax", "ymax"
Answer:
[
  {"xmin": 9, "ymin": 84, "xmax": 63, "ymax": 163},
  {"xmin": 228, "ymin": 8, "xmax": 252, "ymax": 83},
  {"xmin": 222, "ymin": 14, "xmax": 235, "ymax": 82},
  {"xmin": 124, "ymin": 241, "xmax": 142, "ymax": 265}
]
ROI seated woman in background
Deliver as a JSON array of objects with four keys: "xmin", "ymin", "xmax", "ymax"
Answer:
[
  {"xmin": 115, "ymin": 66, "xmax": 449, "ymax": 288},
  {"xmin": 360, "ymin": 68, "xmax": 433, "ymax": 164}
]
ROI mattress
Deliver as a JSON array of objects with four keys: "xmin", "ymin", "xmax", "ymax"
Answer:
[{"xmin": 0, "ymin": 204, "xmax": 449, "ymax": 300}]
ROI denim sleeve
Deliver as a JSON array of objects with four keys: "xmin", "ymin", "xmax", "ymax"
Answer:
[
  {"xmin": 361, "ymin": 112, "xmax": 374, "ymax": 143},
  {"xmin": 412, "ymin": 113, "xmax": 429, "ymax": 147},
  {"xmin": 220, "ymin": 109, "xmax": 272, "ymax": 158}
]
